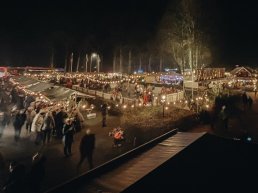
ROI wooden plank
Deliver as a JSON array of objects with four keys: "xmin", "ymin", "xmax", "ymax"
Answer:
[{"xmin": 78, "ymin": 132, "xmax": 205, "ymax": 193}]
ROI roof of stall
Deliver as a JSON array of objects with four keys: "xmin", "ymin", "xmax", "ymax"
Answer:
[
  {"xmin": 13, "ymin": 76, "xmax": 95, "ymax": 101},
  {"xmin": 230, "ymin": 66, "xmax": 254, "ymax": 76},
  {"xmin": 25, "ymin": 82, "xmax": 53, "ymax": 92},
  {"xmin": 14, "ymin": 76, "xmax": 39, "ymax": 85},
  {"xmin": 41, "ymin": 86, "xmax": 95, "ymax": 101},
  {"xmin": 41, "ymin": 86, "xmax": 76, "ymax": 101}
]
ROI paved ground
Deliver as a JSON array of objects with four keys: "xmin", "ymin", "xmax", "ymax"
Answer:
[
  {"xmin": 0, "ymin": 111, "xmax": 126, "ymax": 192},
  {"xmin": 0, "ymin": 106, "xmax": 167, "ymax": 192},
  {"xmin": 191, "ymin": 91, "xmax": 258, "ymax": 142},
  {"xmin": 0, "ymin": 87, "xmax": 258, "ymax": 193}
]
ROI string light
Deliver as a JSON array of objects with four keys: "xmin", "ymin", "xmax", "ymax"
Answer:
[{"xmin": 12, "ymin": 72, "xmax": 215, "ymax": 112}]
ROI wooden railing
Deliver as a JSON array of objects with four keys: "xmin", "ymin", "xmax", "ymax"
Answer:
[{"xmin": 44, "ymin": 129, "xmax": 178, "ymax": 193}]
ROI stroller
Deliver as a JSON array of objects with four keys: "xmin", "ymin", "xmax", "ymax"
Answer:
[{"xmin": 109, "ymin": 127, "xmax": 125, "ymax": 147}]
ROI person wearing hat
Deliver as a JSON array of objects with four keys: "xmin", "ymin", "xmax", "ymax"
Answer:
[
  {"xmin": 28, "ymin": 153, "xmax": 47, "ymax": 193},
  {"xmin": 2, "ymin": 161, "xmax": 26, "ymax": 193},
  {"xmin": 41, "ymin": 111, "xmax": 55, "ymax": 144},
  {"xmin": 0, "ymin": 110, "xmax": 11, "ymax": 139},
  {"xmin": 101, "ymin": 103, "xmax": 108, "ymax": 127},
  {"xmin": 62, "ymin": 118, "xmax": 75, "ymax": 157},
  {"xmin": 55, "ymin": 107, "xmax": 68, "ymax": 139},
  {"xmin": 13, "ymin": 110, "xmax": 26, "ymax": 142},
  {"xmin": 31, "ymin": 110, "xmax": 46, "ymax": 145},
  {"xmin": 219, "ymin": 105, "xmax": 229, "ymax": 130},
  {"xmin": 25, "ymin": 107, "xmax": 36, "ymax": 134},
  {"xmin": 77, "ymin": 129, "xmax": 95, "ymax": 170}
]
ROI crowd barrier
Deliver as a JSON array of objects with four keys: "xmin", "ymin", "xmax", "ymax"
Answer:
[{"xmin": 72, "ymin": 85, "xmax": 184, "ymax": 104}]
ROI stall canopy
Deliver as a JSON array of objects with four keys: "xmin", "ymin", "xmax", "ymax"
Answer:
[
  {"xmin": 41, "ymin": 86, "xmax": 76, "ymax": 101},
  {"xmin": 13, "ymin": 76, "xmax": 54, "ymax": 92},
  {"xmin": 13, "ymin": 77, "xmax": 95, "ymax": 102},
  {"xmin": 230, "ymin": 66, "xmax": 254, "ymax": 77},
  {"xmin": 26, "ymin": 82, "xmax": 54, "ymax": 92},
  {"xmin": 14, "ymin": 76, "xmax": 39, "ymax": 85}
]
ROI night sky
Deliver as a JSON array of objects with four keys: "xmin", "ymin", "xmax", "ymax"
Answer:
[
  {"xmin": 216, "ymin": 1, "xmax": 258, "ymax": 67},
  {"xmin": 0, "ymin": 0, "xmax": 258, "ymax": 69}
]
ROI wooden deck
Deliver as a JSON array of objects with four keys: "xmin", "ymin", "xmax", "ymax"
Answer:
[{"xmin": 78, "ymin": 132, "xmax": 206, "ymax": 193}]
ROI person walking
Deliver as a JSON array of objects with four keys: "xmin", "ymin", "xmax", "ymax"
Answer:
[
  {"xmin": 28, "ymin": 153, "xmax": 47, "ymax": 193},
  {"xmin": 0, "ymin": 110, "xmax": 11, "ymax": 138},
  {"xmin": 247, "ymin": 96, "xmax": 253, "ymax": 109},
  {"xmin": 55, "ymin": 107, "xmax": 68, "ymax": 139},
  {"xmin": 2, "ymin": 161, "xmax": 26, "ymax": 193},
  {"xmin": 242, "ymin": 91, "xmax": 248, "ymax": 109},
  {"xmin": 62, "ymin": 118, "xmax": 75, "ymax": 157},
  {"xmin": 13, "ymin": 110, "xmax": 26, "ymax": 142},
  {"xmin": 41, "ymin": 111, "xmax": 55, "ymax": 144},
  {"xmin": 77, "ymin": 129, "xmax": 95, "ymax": 170},
  {"xmin": 25, "ymin": 107, "xmax": 36, "ymax": 134},
  {"xmin": 31, "ymin": 110, "xmax": 46, "ymax": 145},
  {"xmin": 219, "ymin": 105, "xmax": 229, "ymax": 130},
  {"xmin": 0, "ymin": 113, "xmax": 5, "ymax": 139},
  {"xmin": 101, "ymin": 103, "xmax": 107, "ymax": 127},
  {"xmin": 0, "ymin": 153, "xmax": 5, "ymax": 185},
  {"xmin": 73, "ymin": 111, "xmax": 84, "ymax": 133}
]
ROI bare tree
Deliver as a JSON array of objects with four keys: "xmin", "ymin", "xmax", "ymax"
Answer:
[{"xmin": 158, "ymin": 0, "xmax": 212, "ymax": 73}]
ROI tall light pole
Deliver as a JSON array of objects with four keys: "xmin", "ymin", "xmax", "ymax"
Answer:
[
  {"xmin": 50, "ymin": 48, "xmax": 54, "ymax": 69},
  {"xmin": 97, "ymin": 54, "xmax": 101, "ymax": 73},
  {"xmin": 90, "ymin": 53, "xmax": 97, "ymax": 73},
  {"xmin": 128, "ymin": 50, "xmax": 131, "ymax": 74},
  {"xmin": 113, "ymin": 52, "xmax": 116, "ymax": 73},
  {"xmin": 76, "ymin": 55, "xmax": 80, "ymax": 72},
  {"xmin": 119, "ymin": 48, "xmax": 122, "ymax": 73},
  {"xmin": 85, "ymin": 54, "xmax": 88, "ymax": 73},
  {"xmin": 70, "ymin": 52, "xmax": 74, "ymax": 73}
]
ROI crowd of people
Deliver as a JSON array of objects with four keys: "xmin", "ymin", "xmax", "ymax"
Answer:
[
  {"xmin": 0, "ymin": 101, "xmax": 85, "ymax": 146},
  {"xmin": 1, "ymin": 153, "xmax": 47, "ymax": 193},
  {"xmin": 0, "ymin": 73, "xmax": 185, "ymax": 192},
  {"xmin": 0, "ymin": 79, "xmax": 97, "ymax": 193}
]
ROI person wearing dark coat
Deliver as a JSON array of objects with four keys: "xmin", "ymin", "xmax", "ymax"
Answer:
[
  {"xmin": 247, "ymin": 96, "xmax": 253, "ymax": 109},
  {"xmin": 73, "ymin": 112, "xmax": 83, "ymax": 133},
  {"xmin": 62, "ymin": 118, "xmax": 75, "ymax": 157},
  {"xmin": 2, "ymin": 161, "xmax": 26, "ymax": 193},
  {"xmin": 0, "ymin": 111, "xmax": 11, "ymax": 139},
  {"xmin": 28, "ymin": 153, "xmax": 47, "ymax": 193},
  {"xmin": 10, "ymin": 88, "xmax": 18, "ymax": 104},
  {"xmin": 0, "ymin": 153, "xmax": 5, "ymax": 188},
  {"xmin": 219, "ymin": 105, "xmax": 229, "ymax": 130},
  {"xmin": 101, "ymin": 103, "xmax": 107, "ymax": 127},
  {"xmin": 77, "ymin": 129, "xmax": 95, "ymax": 170},
  {"xmin": 13, "ymin": 110, "xmax": 26, "ymax": 142},
  {"xmin": 55, "ymin": 108, "xmax": 68, "ymax": 139},
  {"xmin": 242, "ymin": 92, "xmax": 248, "ymax": 109},
  {"xmin": 51, "ymin": 110, "xmax": 57, "ymax": 136}
]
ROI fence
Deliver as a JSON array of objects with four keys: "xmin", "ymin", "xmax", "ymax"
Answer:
[{"xmin": 72, "ymin": 85, "xmax": 184, "ymax": 104}]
